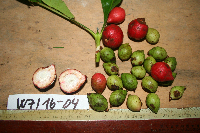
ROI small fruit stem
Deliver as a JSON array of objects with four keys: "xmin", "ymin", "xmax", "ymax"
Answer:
[{"xmin": 95, "ymin": 32, "xmax": 102, "ymax": 67}]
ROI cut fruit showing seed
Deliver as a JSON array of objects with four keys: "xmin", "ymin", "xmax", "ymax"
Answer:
[
  {"xmin": 32, "ymin": 64, "xmax": 56, "ymax": 89},
  {"xmin": 59, "ymin": 69, "xmax": 87, "ymax": 94}
]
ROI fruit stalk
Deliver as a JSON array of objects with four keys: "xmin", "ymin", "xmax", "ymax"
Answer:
[{"xmin": 94, "ymin": 32, "xmax": 103, "ymax": 66}]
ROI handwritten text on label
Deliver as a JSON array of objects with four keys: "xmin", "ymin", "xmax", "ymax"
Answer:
[{"xmin": 7, "ymin": 94, "xmax": 89, "ymax": 110}]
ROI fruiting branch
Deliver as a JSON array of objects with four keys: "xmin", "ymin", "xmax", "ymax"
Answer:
[{"xmin": 28, "ymin": 0, "xmax": 122, "ymax": 67}]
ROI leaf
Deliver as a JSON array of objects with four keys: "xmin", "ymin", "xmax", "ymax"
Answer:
[
  {"xmin": 42, "ymin": 0, "xmax": 74, "ymax": 19},
  {"xmin": 29, "ymin": 0, "xmax": 74, "ymax": 19},
  {"xmin": 101, "ymin": 0, "xmax": 122, "ymax": 24}
]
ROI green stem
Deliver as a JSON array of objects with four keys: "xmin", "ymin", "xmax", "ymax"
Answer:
[
  {"xmin": 94, "ymin": 32, "xmax": 102, "ymax": 66},
  {"xmin": 36, "ymin": 2, "xmax": 96, "ymax": 38},
  {"xmin": 70, "ymin": 19, "xmax": 96, "ymax": 38},
  {"xmin": 100, "ymin": 23, "xmax": 106, "ymax": 34}
]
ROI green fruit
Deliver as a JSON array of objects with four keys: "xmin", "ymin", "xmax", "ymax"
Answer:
[
  {"xmin": 131, "ymin": 50, "xmax": 145, "ymax": 66},
  {"xmin": 118, "ymin": 43, "xmax": 132, "ymax": 61},
  {"xmin": 164, "ymin": 57, "xmax": 177, "ymax": 72},
  {"xmin": 142, "ymin": 76, "xmax": 158, "ymax": 93},
  {"xmin": 103, "ymin": 62, "xmax": 119, "ymax": 76},
  {"xmin": 146, "ymin": 93, "xmax": 160, "ymax": 114},
  {"xmin": 121, "ymin": 73, "xmax": 138, "ymax": 91},
  {"xmin": 100, "ymin": 47, "xmax": 116, "ymax": 63},
  {"xmin": 148, "ymin": 46, "xmax": 167, "ymax": 61},
  {"xmin": 143, "ymin": 56, "xmax": 156, "ymax": 74},
  {"xmin": 158, "ymin": 72, "xmax": 177, "ymax": 87},
  {"xmin": 169, "ymin": 86, "xmax": 186, "ymax": 101},
  {"xmin": 126, "ymin": 94, "xmax": 142, "ymax": 112},
  {"xmin": 109, "ymin": 90, "xmax": 127, "ymax": 107},
  {"xmin": 87, "ymin": 93, "xmax": 108, "ymax": 112},
  {"xmin": 107, "ymin": 75, "xmax": 123, "ymax": 91},
  {"xmin": 146, "ymin": 28, "xmax": 160, "ymax": 44},
  {"xmin": 131, "ymin": 66, "xmax": 146, "ymax": 79}
]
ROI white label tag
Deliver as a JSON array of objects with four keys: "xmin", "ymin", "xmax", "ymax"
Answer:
[{"xmin": 7, "ymin": 94, "xmax": 89, "ymax": 110}]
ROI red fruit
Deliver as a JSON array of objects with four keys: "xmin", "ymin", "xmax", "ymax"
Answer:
[
  {"xmin": 91, "ymin": 73, "xmax": 107, "ymax": 94},
  {"xmin": 128, "ymin": 18, "xmax": 148, "ymax": 40},
  {"xmin": 107, "ymin": 7, "xmax": 126, "ymax": 24},
  {"xmin": 59, "ymin": 69, "xmax": 87, "ymax": 94},
  {"xmin": 151, "ymin": 62, "xmax": 174, "ymax": 82},
  {"xmin": 102, "ymin": 24, "xmax": 123, "ymax": 49}
]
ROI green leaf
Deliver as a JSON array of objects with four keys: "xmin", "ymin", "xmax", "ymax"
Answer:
[
  {"xmin": 42, "ymin": 0, "xmax": 74, "ymax": 19},
  {"xmin": 29, "ymin": 0, "xmax": 74, "ymax": 19},
  {"xmin": 101, "ymin": 0, "xmax": 122, "ymax": 24}
]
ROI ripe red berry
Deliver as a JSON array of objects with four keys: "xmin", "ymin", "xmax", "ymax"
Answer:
[
  {"xmin": 91, "ymin": 73, "xmax": 107, "ymax": 94},
  {"xmin": 102, "ymin": 24, "xmax": 123, "ymax": 49},
  {"xmin": 107, "ymin": 7, "xmax": 126, "ymax": 24},
  {"xmin": 151, "ymin": 62, "xmax": 174, "ymax": 82},
  {"xmin": 128, "ymin": 18, "xmax": 148, "ymax": 40}
]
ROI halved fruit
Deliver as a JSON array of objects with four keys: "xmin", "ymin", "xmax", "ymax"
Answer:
[
  {"xmin": 32, "ymin": 64, "xmax": 56, "ymax": 89},
  {"xmin": 59, "ymin": 69, "xmax": 87, "ymax": 94}
]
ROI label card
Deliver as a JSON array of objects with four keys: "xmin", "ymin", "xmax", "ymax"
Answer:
[{"xmin": 7, "ymin": 94, "xmax": 89, "ymax": 110}]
